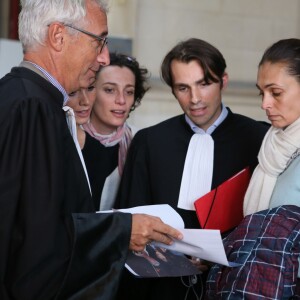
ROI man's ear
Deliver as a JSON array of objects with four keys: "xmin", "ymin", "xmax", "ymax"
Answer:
[
  {"xmin": 221, "ymin": 72, "xmax": 229, "ymax": 90},
  {"xmin": 47, "ymin": 23, "xmax": 65, "ymax": 51}
]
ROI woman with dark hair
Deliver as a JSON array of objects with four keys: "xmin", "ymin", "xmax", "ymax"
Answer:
[
  {"xmin": 84, "ymin": 53, "xmax": 150, "ymax": 210},
  {"xmin": 68, "ymin": 52, "xmax": 150, "ymax": 211},
  {"xmin": 244, "ymin": 38, "xmax": 300, "ymax": 215},
  {"xmin": 206, "ymin": 38, "xmax": 300, "ymax": 299}
]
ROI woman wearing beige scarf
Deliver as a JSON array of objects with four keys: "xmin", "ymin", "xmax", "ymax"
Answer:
[
  {"xmin": 243, "ymin": 38, "xmax": 300, "ymax": 216},
  {"xmin": 206, "ymin": 39, "xmax": 300, "ymax": 300}
]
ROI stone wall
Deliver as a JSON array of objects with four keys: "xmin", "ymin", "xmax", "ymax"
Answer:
[
  {"xmin": 108, "ymin": 0, "xmax": 300, "ymax": 129},
  {"xmin": 1, "ymin": 0, "xmax": 299, "ymax": 129}
]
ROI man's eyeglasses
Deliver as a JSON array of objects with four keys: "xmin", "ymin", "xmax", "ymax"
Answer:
[{"xmin": 64, "ymin": 24, "xmax": 108, "ymax": 53}]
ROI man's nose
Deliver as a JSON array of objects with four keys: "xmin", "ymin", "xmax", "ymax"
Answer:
[
  {"xmin": 97, "ymin": 44, "xmax": 110, "ymax": 67},
  {"xmin": 191, "ymin": 88, "xmax": 201, "ymax": 104}
]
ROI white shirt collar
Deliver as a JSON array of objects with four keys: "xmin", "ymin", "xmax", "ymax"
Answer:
[{"xmin": 185, "ymin": 103, "xmax": 228, "ymax": 135}]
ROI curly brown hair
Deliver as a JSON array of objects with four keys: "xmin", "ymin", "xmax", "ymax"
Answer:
[{"xmin": 97, "ymin": 52, "xmax": 151, "ymax": 112}]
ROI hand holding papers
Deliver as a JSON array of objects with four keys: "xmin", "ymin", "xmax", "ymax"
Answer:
[
  {"xmin": 112, "ymin": 204, "xmax": 199, "ymax": 277},
  {"xmin": 101, "ymin": 205, "xmax": 182, "ymax": 252},
  {"xmin": 118, "ymin": 204, "xmax": 185, "ymax": 228},
  {"xmin": 111, "ymin": 204, "xmax": 237, "ymax": 277}
]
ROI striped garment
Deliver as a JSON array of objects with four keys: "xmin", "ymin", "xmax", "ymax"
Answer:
[{"xmin": 205, "ymin": 205, "xmax": 300, "ymax": 300}]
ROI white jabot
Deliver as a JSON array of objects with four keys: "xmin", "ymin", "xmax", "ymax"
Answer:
[
  {"xmin": 177, "ymin": 133, "xmax": 214, "ymax": 210},
  {"xmin": 63, "ymin": 106, "xmax": 91, "ymax": 194},
  {"xmin": 177, "ymin": 105, "xmax": 228, "ymax": 211},
  {"xmin": 243, "ymin": 116, "xmax": 300, "ymax": 216}
]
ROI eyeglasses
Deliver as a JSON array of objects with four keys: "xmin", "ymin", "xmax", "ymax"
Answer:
[{"xmin": 64, "ymin": 24, "xmax": 108, "ymax": 53}]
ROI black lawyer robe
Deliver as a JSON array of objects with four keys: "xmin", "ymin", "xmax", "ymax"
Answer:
[
  {"xmin": 82, "ymin": 132, "xmax": 118, "ymax": 210},
  {"xmin": 0, "ymin": 67, "xmax": 131, "ymax": 300},
  {"xmin": 115, "ymin": 111, "xmax": 270, "ymax": 300}
]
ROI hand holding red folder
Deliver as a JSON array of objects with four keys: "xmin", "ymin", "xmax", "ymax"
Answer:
[{"xmin": 194, "ymin": 168, "xmax": 251, "ymax": 233}]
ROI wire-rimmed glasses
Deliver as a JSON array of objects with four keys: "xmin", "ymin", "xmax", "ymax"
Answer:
[{"xmin": 64, "ymin": 24, "xmax": 108, "ymax": 53}]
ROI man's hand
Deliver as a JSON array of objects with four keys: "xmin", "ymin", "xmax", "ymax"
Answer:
[{"xmin": 129, "ymin": 214, "xmax": 183, "ymax": 252}]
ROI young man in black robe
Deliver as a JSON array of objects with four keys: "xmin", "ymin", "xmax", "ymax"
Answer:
[
  {"xmin": 0, "ymin": 1, "xmax": 183, "ymax": 299},
  {"xmin": 115, "ymin": 38, "xmax": 270, "ymax": 300}
]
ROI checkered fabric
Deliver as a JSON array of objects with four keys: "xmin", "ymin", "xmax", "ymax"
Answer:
[{"xmin": 205, "ymin": 205, "xmax": 300, "ymax": 300}]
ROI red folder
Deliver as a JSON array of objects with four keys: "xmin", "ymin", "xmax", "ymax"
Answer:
[{"xmin": 194, "ymin": 167, "xmax": 251, "ymax": 233}]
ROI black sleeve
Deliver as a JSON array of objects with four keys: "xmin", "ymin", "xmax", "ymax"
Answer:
[{"xmin": 57, "ymin": 212, "xmax": 131, "ymax": 300}]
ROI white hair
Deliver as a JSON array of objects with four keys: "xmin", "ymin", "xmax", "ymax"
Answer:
[{"xmin": 19, "ymin": 0, "xmax": 109, "ymax": 52}]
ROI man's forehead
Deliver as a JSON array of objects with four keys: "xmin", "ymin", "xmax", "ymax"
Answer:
[
  {"xmin": 86, "ymin": 2, "xmax": 108, "ymax": 34},
  {"xmin": 171, "ymin": 59, "xmax": 204, "ymax": 73},
  {"xmin": 171, "ymin": 60, "xmax": 204, "ymax": 80}
]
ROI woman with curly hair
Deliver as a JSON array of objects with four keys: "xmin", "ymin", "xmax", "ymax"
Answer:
[{"xmin": 68, "ymin": 52, "xmax": 150, "ymax": 210}]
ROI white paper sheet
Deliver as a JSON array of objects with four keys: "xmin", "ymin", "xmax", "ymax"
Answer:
[
  {"xmin": 98, "ymin": 204, "xmax": 239, "ymax": 267},
  {"xmin": 114, "ymin": 204, "xmax": 185, "ymax": 229},
  {"xmin": 153, "ymin": 229, "xmax": 232, "ymax": 266}
]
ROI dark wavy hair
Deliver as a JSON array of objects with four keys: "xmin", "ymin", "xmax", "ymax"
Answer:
[
  {"xmin": 259, "ymin": 38, "xmax": 300, "ymax": 84},
  {"xmin": 102, "ymin": 52, "xmax": 151, "ymax": 111},
  {"xmin": 161, "ymin": 38, "xmax": 227, "ymax": 90}
]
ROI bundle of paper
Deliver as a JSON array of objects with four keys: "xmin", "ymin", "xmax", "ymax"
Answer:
[{"xmin": 107, "ymin": 204, "xmax": 239, "ymax": 277}]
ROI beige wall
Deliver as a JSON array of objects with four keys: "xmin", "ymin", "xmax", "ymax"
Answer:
[
  {"xmin": 108, "ymin": 0, "xmax": 300, "ymax": 129},
  {"xmin": 1, "ymin": 0, "xmax": 299, "ymax": 129},
  {"xmin": 0, "ymin": 0, "xmax": 9, "ymax": 37},
  {"xmin": 107, "ymin": 0, "xmax": 138, "ymax": 39}
]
